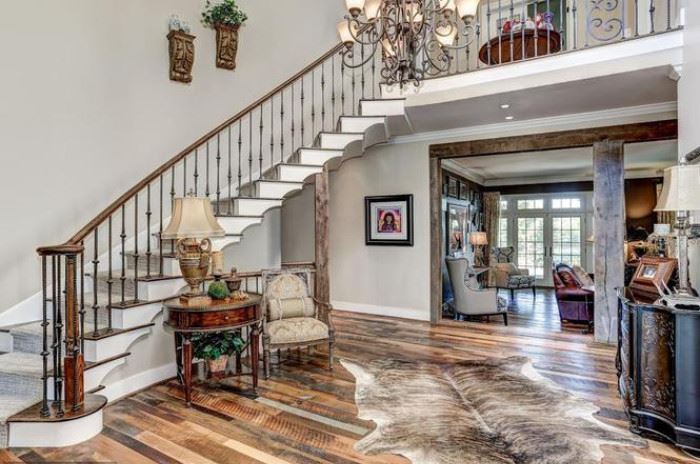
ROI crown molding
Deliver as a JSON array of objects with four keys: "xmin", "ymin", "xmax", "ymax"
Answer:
[{"xmin": 388, "ymin": 101, "xmax": 678, "ymax": 146}]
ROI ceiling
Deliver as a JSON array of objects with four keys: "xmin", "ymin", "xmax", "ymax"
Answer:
[
  {"xmin": 447, "ymin": 139, "xmax": 678, "ymax": 186},
  {"xmin": 405, "ymin": 66, "xmax": 677, "ymax": 133}
]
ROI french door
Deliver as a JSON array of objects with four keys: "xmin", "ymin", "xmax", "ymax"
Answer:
[{"xmin": 515, "ymin": 214, "xmax": 584, "ymax": 286}]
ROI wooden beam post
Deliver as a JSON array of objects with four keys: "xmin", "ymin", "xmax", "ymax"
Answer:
[
  {"xmin": 429, "ymin": 158, "xmax": 443, "ymax": 324},
  {"xmin": 314, "ymin": 168, "xmax": 330, "ymax": 309},
  {"xmin": 593, "ymin": 141, "xmax": 625, "ymax": 344}
]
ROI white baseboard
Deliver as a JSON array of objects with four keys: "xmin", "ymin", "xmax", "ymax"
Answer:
[
  {"xmin": 101, "ymin": 362, "xmax": 176, "ymax": 403},
  {"xmin": 331, "ymin": 300, "xmax": 430, "ymax": 321}
]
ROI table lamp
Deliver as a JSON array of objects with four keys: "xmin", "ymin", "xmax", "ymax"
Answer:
[
  {"xmin": 655, "ymin": 160, "xmax": 700, "ymax": 296},
  {"xmin": 162, "ymin": 193, "xmax": 226, "ymax": 303},
  {"xmin": 469, "ymin": 231, "xmax": 488, "ymax": 267}
]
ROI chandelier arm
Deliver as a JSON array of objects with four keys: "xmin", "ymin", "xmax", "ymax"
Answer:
[
  {"xmin": 340, "ymin": 42, "xmax": 380, "ymax": 69},
  {"xmin": 345, "ymin": 18, "xmax": 384, "ymax": 46}
]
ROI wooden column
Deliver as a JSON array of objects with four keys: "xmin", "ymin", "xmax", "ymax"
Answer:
[
  {"xmin": 429, "ymin": 158, "xmax": 443, "ymax": 324},
  {"xmin": 593, "ymin": 141, "xmax": 625, "ymax": 344},
  {"xmin": 314, "ymin": 168, "xmax": 330, "ymax": 308}
]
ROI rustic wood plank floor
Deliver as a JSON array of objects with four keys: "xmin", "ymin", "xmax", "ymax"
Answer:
[{"xmin": 8, "ymin": 308, "xmax": 696, "ymax": 464}]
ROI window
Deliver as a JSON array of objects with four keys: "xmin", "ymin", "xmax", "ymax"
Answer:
[
  {"xmin": 500, "ymin": 200, "xmax": 508, "ymax": 211},
  {"xmin": 517, "ymin": 217, "xmax": 545, "ymax": 278},
  {"xmin": 552, "ymin": 216, "xmax": 582, "ymax": 266},
  {"xmin": 552, "ymin": 198, "xmax": 582, "ymax": 209},
  {"xmin": 498, "ymin": 218, "xmax": 509, "ymax": 247},
  {"xmin": 517, "ymin": 199, "xmax": 544, "ymax": 210}
]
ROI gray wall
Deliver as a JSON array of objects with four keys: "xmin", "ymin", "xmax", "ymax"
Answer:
[
  {"xmin": 328, "ymin": 143, "xmax": 432, "ymax": 321},
  {"xmin": 281, "ymin": 186, "xmax": 316, "ymax": 264},
  {"xmin": 0, "ymin": 0, "xmax": 345, "ymax": 315},
  {"xmin": 224, "ymin": 209, "xmax": 282, "ymax": 273}
]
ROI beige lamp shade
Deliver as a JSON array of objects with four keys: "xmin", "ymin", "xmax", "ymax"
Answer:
[
  {"xmin": 469, "ymin": 231, "xmax": 488, "ymax": 246},
  {"xmin": 456, "ymin": 0, "xmax": 479, "ymax": 20},
  {"xmin": 161, "ymin": 196, "xmax": 226, "ymax": 240},
  {"xmin": 655, "ymin": 164, "xmax": 700, "ymax": 212},
  {"xmin": 337, "ymin": 20, "xmax": 359, "ymax": 46},
  {"xmin": 364, "ymin": 0, "xmax": 382, "ymax": 20}
]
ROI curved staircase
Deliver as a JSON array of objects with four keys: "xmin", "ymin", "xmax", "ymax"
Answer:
[{"xmin": 0, "ymin": 33, "xmax": 408, "ymax": 448}]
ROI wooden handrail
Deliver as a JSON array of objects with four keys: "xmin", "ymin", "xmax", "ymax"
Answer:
[{"xmin": 46, "ymin": 37, "xmax": 357, "ymax": 251}]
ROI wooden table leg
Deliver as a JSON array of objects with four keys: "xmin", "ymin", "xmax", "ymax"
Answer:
[
  {"xmin": 250, "ymin": 323, "xmax": 260, "ymax": 391},
  {"xmin": 182, "ymin": 333, "xmax": 193, "ymax": 406}
]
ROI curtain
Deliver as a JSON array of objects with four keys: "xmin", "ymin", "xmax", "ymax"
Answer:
[{"xmin": 483, "ymin": 192, "xmax": 501, "ymax": 286}]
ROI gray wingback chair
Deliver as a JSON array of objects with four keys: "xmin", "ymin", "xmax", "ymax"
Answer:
[
  {"xmin": 261, "ymin": 268, "xmax": 334, "ymax": 379},
  {"xmin": 446, "ymin": 257, "xmax": 508, "ymax": 325}
]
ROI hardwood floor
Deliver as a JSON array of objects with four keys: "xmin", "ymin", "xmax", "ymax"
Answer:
[{"xmin": 7, "ymin": 310, "xmax": 695, "ymax": 464}]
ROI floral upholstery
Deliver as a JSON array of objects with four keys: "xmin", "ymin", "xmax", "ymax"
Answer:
[
  {"xmin": 493, "ymin": 263, "xmax": 536, "ymax": 289},
  {"xmin": 497, "ymin": 296, "xmax": 508, "ymax": 312},
  {"xmin": 267, "ymin": 317, "xmax": 329, "ymax": 345},
  {"xmin": 265, "ymin": 273, "xmax": 309, "ymax": 300}
]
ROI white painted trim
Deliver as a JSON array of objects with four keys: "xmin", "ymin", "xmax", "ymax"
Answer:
[
  {"xmin": 100, "ymin": 362, "xmax": 176, "ymax": 403},
  {"xmin": 0, "ymin": 292, "xmax": 43, "ymax": 328},
  {"xmin": 484, "ymin": 168, "xmax": 666, "ymax": 187},
  {"xmin": 8, "ymin": 409, "xmax": 103, "ymax": 448},
  {"xmin": 389, "ymin": 102, "xmax": 678, "ymax": 146},
  {"xmin": 442, "ymin": 159, "xmax": 486, "ymax": 185},
  {"xmin": 84, "ymin": 326, "xmax": 152, "ymax": 363},
  {"xmin": 331, "ymin": 300, "xmax": 430, "ymax": 321}
]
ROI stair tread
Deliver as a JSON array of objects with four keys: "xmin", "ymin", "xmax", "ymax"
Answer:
[
  {"xmin": 277, "ymin": 163, "xmax": 324, "ymax": 168},
  {"xmin": 0, "ymin": 352, "xmax": 43, "ymax": 376},
  {"xmin": 0, "ymin": 395, "xmax": 41, "ymax": 422}
]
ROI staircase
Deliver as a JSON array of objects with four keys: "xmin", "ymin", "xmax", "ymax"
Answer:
[{"xmin": 0, "ymin": 33, "xmax": 408, "ymax": 448}]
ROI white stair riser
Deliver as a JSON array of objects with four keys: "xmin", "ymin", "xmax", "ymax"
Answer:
[
  {"xmin": 217, "ymin": 217, "xmax": 263, "ymax": 235},
  {"xmin": 277, "ymin": 165, "xmax": 322, "ymax": 183},
  {"xmin": 256, "ymin": 182, "xmax": 302, "ymax": 199},
  {"xmin": 319, "ymin": 133, "xmax": 363, "ymax": 149},
  {"xmin": 137, "ymin": 279, "xmax": 185, "ymax": 301},
  {"xmin": 8, "ymin": 410, "xmax": 103, "ymax": 448},
  {"xmin": 340, "ymin": 117, "xmax": 385, "ymax": 133},
  {"xmin": 233, "ymin": 198, "xmax": 282, "ymax": 216},
  {"xmin": 360, "ymin": 99, "xmax": 405, "ymax": 116},
  {"xmin": 210, "ymin": 236, "xmax": 242, "ymax": 250},
  {"xmin": 83, "ymin": 327, "xmax": 152, "ymax": 363},
  {"xmin": 48, "ymin": 357, "xmax": 126, "ymax": 399},
  {"xmin": 299, "ymin": 149, "xmax": 343, "ymax": 166}
]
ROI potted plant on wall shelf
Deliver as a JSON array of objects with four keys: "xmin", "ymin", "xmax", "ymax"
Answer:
[
  {"xmin": 192, "ymin": 331, "xmax": 246, "ymax": 377},
  {"xmin": 201, "ymin": 0, "xmax": 248, "ymax": 70}
]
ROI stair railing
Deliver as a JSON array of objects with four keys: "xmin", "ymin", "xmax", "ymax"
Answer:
[{"xmin": 34, "ymin": 30, "xmax": 380, "ymax": 417}]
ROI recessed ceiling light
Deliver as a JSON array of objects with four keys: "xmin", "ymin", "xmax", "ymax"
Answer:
[
  {"xmin": 505, "ymin": 116, "xmax": 515, "ymax": 120},
  {"xmin": 500, "ymin": 104, "xmax": 511, "ymax": 109}
]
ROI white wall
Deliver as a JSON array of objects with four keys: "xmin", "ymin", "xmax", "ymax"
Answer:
[
  {"xmin": 224, "ymin": 208, "xmax": 282, "ymax": 273},
  {"xmin": 0, "ymin": 0, "xmax": 344, "ymax": 315},
  {"xmin": 329, "ymin": 143, "xmax": 432, "ymax": 321}
]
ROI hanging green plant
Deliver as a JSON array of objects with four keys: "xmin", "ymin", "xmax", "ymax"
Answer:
[{"xmin": 201, "ymin": 0, "xmax": 248, "ymax": 28}]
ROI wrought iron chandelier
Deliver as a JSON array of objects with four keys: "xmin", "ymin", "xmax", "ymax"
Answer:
[{"xmin": 337, "ymin": 0, "xmax": 480, "ymax": 87}]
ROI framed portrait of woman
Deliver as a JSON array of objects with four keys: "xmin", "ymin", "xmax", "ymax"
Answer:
[{"xmin": 365, "ymin": 195, "xmax": 414, "ymax": 246}]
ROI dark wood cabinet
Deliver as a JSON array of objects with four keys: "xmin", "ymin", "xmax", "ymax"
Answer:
[{"xmin": 618, "ymin": 289, "xmax": 700, "ymax": 457}]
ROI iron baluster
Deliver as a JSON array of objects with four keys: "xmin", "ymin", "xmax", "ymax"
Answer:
[
  {"xmin": 51, "ymin": 257, "xmax": 58, "ymax": 407},
  {"xmin": 79, "ymin": 243, "xmax": 85, "ymax": 353},
  {"xmin": 183, "ymin": 155, "xmax": 187, "ymax": 196},
  {"xmin": 341, "ymin": 58, "xmax": 346, "ymax": 115},
  {"xmin": 120, "ymin": 205, "xmax": 126, "ymax": 305},
  {"xmin": 281, "ymin": 89, "xmax": 286, "ymax": 164},
  {"xmin": 301, "ymin": 76, "xmax": 305, "ymax": 147},
  {"xmin": 92, "ymin": 230, "xmax": 99, "ymax": 335},
  {"xmin": 259, "ymin": 104, "xmax": 264, "ymax": 180},
  {"xmin": 107, "ymin": 218, "xmax": 113, "ymax": 329},
  {"xmin": 321, "ymin": 62, "xmax": 326, "ymax": 132},
  {"xmin": 572, "ymin": 0, "xmax": 578, "ymax": 49},
  {"xmin": 216, "ymin": 134, "xmax": 222, "ymax": 215},
  {"xmin": 237, "ymin": 122, "xmax": 242, "ymax": 195},
  {"xmin": 497, "ymin": 0, "xmax": 502, "ymax": 64},
  {"xmin": 332, "ymin": 55, "xmax": 337, "ymax": 129},
  {"xmin": 40, "ymin": 256, "xmax": 49, "ymax": 417},
  {"xmin": 205, "ymin": 141, "xmax": 211, "ymax": 198},
  {"xmin": 228, "ymin": 126, "xmax": 233, "ymax": 214},
  {"xmin": 133, "ymin": 192, "xmax": 139, "ymax": 302},
  {"xmin": 649, "ymin": 0, "xmax": 656, "ymax": 34},
  {"xmin": 361, "ymin": 40, "xmax": 366, "ymax": 98},
  {"xmin": 146, "ymin": 185, "xmax": 152, "ymax": 279},
  {"xmin": 194, "ymin": 148, "xmax": 199, "ymax": 196},
  {"xmin": 291, "ymin": 81, "xmax": 296, "ymax": 152},
  {"xmin": 351, "ymin": 48, "xmax": 356, "ymax": 115},
  {"xmin": 634, "ymin": 0, "xmax": 640, "ymax": 36},
  {"xmin": 312, "ymin": 67, "xmax": 316, "ymax": 139},
  {"xmin": 486, "ymin": 1, "xmax": 492, "ymax": 65},
  {"xmin": 248, "ymin": 113, "xmax": 253, "ymax": 191},
  {"xmin": 667, "ymin": 0, "xmax": 672, "ymax": 30},
  {"xmin": 159, "ymin": 173, "xmax": 164, "ymax": 276},
  {"xmin": 270, "ymin": 95, "xmax": 275, "ymax": 167},
  {"xmin": 509, "ymin": 0, "xmax": 515, "ymax": 66},
  {"xmin": 55, "ymin": 256, "xmax": 64, "ymax": 417},
  {"xmin": 170, "ymin": 166, "xmax": 175, "ymax": 254}
]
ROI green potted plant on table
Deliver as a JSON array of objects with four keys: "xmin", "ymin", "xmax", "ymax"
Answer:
[
  {"xmin": 201, "ymin": 0, "xmax": 248, "ymax": 70},
  {"xmin": 192, "ymin": 331, "xmax": 246, "ymax": 377}
]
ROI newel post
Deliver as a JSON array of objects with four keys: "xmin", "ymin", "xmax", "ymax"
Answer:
[{"xmin": 37, "ymin": 244, "xmax": 85, "ymax": 416}]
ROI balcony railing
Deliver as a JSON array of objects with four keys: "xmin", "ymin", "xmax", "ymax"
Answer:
[{"xmin": 420, "ymin": 0, "xmax": 682, "ymax": 78}]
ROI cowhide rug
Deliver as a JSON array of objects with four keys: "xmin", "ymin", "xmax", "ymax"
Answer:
[{"xmin": 341, "ymin": 356, "xmax": 645, "ymax": 464}]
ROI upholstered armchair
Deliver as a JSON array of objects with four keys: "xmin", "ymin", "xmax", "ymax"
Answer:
[
  {"xmin": 261, "ymin": 268, "xmax": 334, "ymax": 379},
  {"xmin": 552, "ymin": 263, "xmax": 594, "ymax": 331},
  {"xmin": 446, "ymin": 257, "xmax": 508, "ymax": 325},
  {"xmin": 491, "ymin": 247, "xmax": 536, "ymax": 299}
]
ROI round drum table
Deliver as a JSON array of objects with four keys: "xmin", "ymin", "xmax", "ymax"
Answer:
[{"xmin": 163, "ymin": 294, "xmax": 262, "ymax": 405}]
